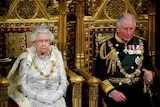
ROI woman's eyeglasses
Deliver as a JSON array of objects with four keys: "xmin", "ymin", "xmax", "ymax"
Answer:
[{"xmin": 35, "ymin": 40, "xmax": 50, "ymax": 44}]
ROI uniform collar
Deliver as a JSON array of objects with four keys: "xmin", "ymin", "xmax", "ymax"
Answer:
[{"xmin": 115, "ymin": 33, "xmax": 126, "ymax": 44}]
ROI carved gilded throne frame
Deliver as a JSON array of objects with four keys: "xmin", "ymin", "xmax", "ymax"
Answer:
[
  {"xmin": 75, "ymin": 0, "xmax": 156, "ymax": 107},
  {"xmin": 82, "ymin": 0, "xmax": 156, "ymax": 74},
  {"xmin": 0, "ymin": 0, "xmax": 84, "ymax": 107}
]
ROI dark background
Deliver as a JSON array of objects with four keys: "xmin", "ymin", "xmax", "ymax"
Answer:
[{"xmin": 155, "ymin": 1, "xmax": 160, "ymax": 70}]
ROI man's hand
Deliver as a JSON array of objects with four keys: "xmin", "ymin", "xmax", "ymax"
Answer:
[
  {"xmin": 142, "ymin": 68, "xmax": 153, "ymax": 84},
  {"xmin": 109, "ymin": 90, "xmax": 126, "ymax": 102}
]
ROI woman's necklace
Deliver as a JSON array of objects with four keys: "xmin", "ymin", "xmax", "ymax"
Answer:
[
  {"xmin": 32, "ymin": 60, "xmax": 55, "ymax": 78},
  {"xmin": 38, "ymin": 52, "xmax": 50, "ymax": 60}
]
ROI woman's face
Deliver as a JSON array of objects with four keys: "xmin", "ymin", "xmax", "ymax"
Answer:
[{"xmin": 34, "ymin": 33, "xmax": 51, "ymax": 55}]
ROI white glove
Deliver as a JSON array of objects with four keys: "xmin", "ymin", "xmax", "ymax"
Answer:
[
  {"xmin": 26, "ymin": 91, "xmax": 53, "ymax": 104},
  {"xmin": 26, "ymin": 91, "xmax": 36, "ymax": 99},
  {"xmin": 48, "ymin": 90, "xmax": 64, "ymax": 102},
  {"xmin": 36, "ymin": 93, "xmax": 53, "ymax": 104}
]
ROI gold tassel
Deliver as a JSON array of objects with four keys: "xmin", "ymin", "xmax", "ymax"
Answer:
[
  {"xmin": 112, "ymin": 61, "xmax": 115, "ymax": 75},
  {"xmin": 143, "ymin": 81, "xmax": 147, "ymax": 93}
]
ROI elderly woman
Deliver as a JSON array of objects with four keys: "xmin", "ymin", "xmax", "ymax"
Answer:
[{"xmin": 7, "ymin": 24, "xmax": 69, "ymax": 107}]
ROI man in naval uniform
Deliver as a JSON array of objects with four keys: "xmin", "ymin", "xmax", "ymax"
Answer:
[{"xmin": 94, "ymin": 13, "xmax": 154, "ymax": 107}]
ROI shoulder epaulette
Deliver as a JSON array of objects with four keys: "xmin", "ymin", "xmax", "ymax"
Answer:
[
  {"xmin": 134, "ymin": 35, "xmax": 147, "ymax": 41},
  {"xmin": 99, "ymin": 35, "xmax": 114, "ymax": 44}
]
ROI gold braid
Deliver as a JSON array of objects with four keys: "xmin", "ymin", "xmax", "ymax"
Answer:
[
  {"xmin": 100, "ymin": 38, "xmax": 143, "ymax": 78},
  {"xmin": 100, "ymin": 42, "xmax": 116, "ymax": 74}
]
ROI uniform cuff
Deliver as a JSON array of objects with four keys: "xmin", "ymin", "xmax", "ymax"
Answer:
[{"xmin": 101, "ymin": 79, "xmax": 115, "ymax": 95}]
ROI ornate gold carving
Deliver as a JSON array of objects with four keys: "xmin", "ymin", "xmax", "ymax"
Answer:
[
  {"xmin": 0, "ymin": 7, "xmax": 8, "ymax": 19},
  {"xmin": 59, "ymin": 0, "xmax": 67, "ymax": 15},
  {"xmin": 86, "ymin": 0, "xmax": 102, "ymax": 16},
  {"xmin": 78, "ymin": 70, "xmax": 100, "ymax": 107},
  {"xmin": 0, "ymin": 1, "xmax": 9, "ymax": 19},
  {"xmin": 88, "ymin": 77, "xmax": 99, "ymax": 100},
  {"xmin": 16, "ymin": 0, "xmax": 38, "ymax": 19},
  {"xmin": 75, "ymin": 0, "xmax": 85, "ymax": 18},
  {"xmin": 36, "ymin": 11, "xmax": 44, "ymax": 18},
  {"xmin": 105, "ymin": 0, "xmax": 126, "ymax": 20},
  {"xmin": 40, "ymin": 0, "xmax": 59, "ymax": 17},
  {"xmin": 70, "ymin": 75, "xmax": 84, "ymax": 107},
  {"xmin": 0, "ymin": 77, "xmax": 9, "ymax": 107},
  {"xmin": 72, "ymin": 82, "xmax": 82, "ymax": 98},
  {"xmin": 9, "ymin": 11, "xmax": 17, "ymax": 19},
  {"xmin": 98, "ymin": 13, "xmax": 107, "ymax": 20},
  {"xmin": 129, "ymin": 0, "xmax": 156, "ymax": 17},
  {"xmin": 5, "ymin": 32, "xmax": 27, "ymax": 58},
  {"xmin": 66, "ymin": 22, "xmax": 76, "ymax": 70},
  {"xmin": 68, "ymin": 0, "xmax": 76, "ymax": 14}
]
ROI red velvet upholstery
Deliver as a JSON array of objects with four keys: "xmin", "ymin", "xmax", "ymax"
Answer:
[{"xmin": 8, "ymin": 98, "xmax": 19, "ymax": 107}]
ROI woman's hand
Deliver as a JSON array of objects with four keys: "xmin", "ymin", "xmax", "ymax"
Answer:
[
  {"xmin": 47, "ymin": 90, "xmax": 64, "ymax": 102},
  {"xmin": 36, "ymin": 93, "xmax": 53, "ymax": 104},
  {"xmin": 26, "ymin": 91, "xmax": 53, "ymax": 104}
]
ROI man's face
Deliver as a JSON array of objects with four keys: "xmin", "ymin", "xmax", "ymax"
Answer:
[
  {"xmin": 116, "ymin": 19, "xmax": 135, "ymax": 42},
  {"xmin": 34, "ymin": 33, "xmax": 51, "ymax": 55}
]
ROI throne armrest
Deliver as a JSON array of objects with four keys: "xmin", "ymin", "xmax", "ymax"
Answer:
[
  {"xmin": 0, "ymin": 74, "xmax": 9, "ymax": 107},
  {"xmin": 77, "ymin": 68, "xmax": 101, "ymax": 107},
  {"xmin": 65, "ymin": 67, "xmax": 85, "ymax": 107}
]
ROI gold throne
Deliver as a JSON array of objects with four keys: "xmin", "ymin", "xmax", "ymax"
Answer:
[
  {"xmin": 0, "ymin": 0, "xmax": 156, "ymax": 107},
  {"xmin": 74, "ymin": 0, "xmax": 156, "ymax": 107},
  {"xmin": 0, "ymin": 0, "xmax": 84, "ymax": 107}
]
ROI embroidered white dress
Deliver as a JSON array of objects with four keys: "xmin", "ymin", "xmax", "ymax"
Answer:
[{"xmin": 7, "ymin": 46, "xmax": 69, "ymax": 107}]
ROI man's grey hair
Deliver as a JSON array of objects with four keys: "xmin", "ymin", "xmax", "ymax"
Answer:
[
  {"xmin": 30, "ymin": 23, "xmax": 55, "ymax": 42},
  {"xmin": 116, "ymin": 13, "xmax": 136, "ymax": 28}
]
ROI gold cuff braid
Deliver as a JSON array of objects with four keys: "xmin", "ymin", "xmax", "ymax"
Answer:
[{"xmin": 101, "ymin": 79, "xmax": 114, "ymax": 95}]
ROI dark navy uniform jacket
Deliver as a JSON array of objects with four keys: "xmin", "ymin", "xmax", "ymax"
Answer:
[{"xmin": 94, "ymin": 35, "xmax": 154, "ymax": 107}]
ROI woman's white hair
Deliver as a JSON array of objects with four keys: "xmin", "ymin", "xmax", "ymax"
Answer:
[{"xmin": 30, "ymin": 23, "xmax": 55, "ymax": 42}]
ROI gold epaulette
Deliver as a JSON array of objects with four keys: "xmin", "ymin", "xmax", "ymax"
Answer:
[
  {"xmin": 134, "ymin": 35, "xmax": 147, "ymax": 41},
  {"xmin": 99, "ymin": 35, "xmax": 114, "ymax": 44}
]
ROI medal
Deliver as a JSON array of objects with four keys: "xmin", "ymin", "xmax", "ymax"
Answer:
[
  {"xmin": 135, "ymin": 56, "xmax": 140, "ymax": 65},
  {"xmin": 123, "ymin": 43, "xmax": 128, "ymax": 53}
]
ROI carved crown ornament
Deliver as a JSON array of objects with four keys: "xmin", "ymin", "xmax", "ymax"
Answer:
[
  {"xmin": 0, "ymin": 0, "xmax": 156, "ymax": 22},
  {"xmin": 81, "ymin": 0, "xmax": 156, "ymax": 72},
  {"xmin": 84, "ymin": 0, "xmax": 156, "ymax": 21},
  {"xmin": 0, "ymin": 0, "xmax": 60, "ymax": 29}
]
